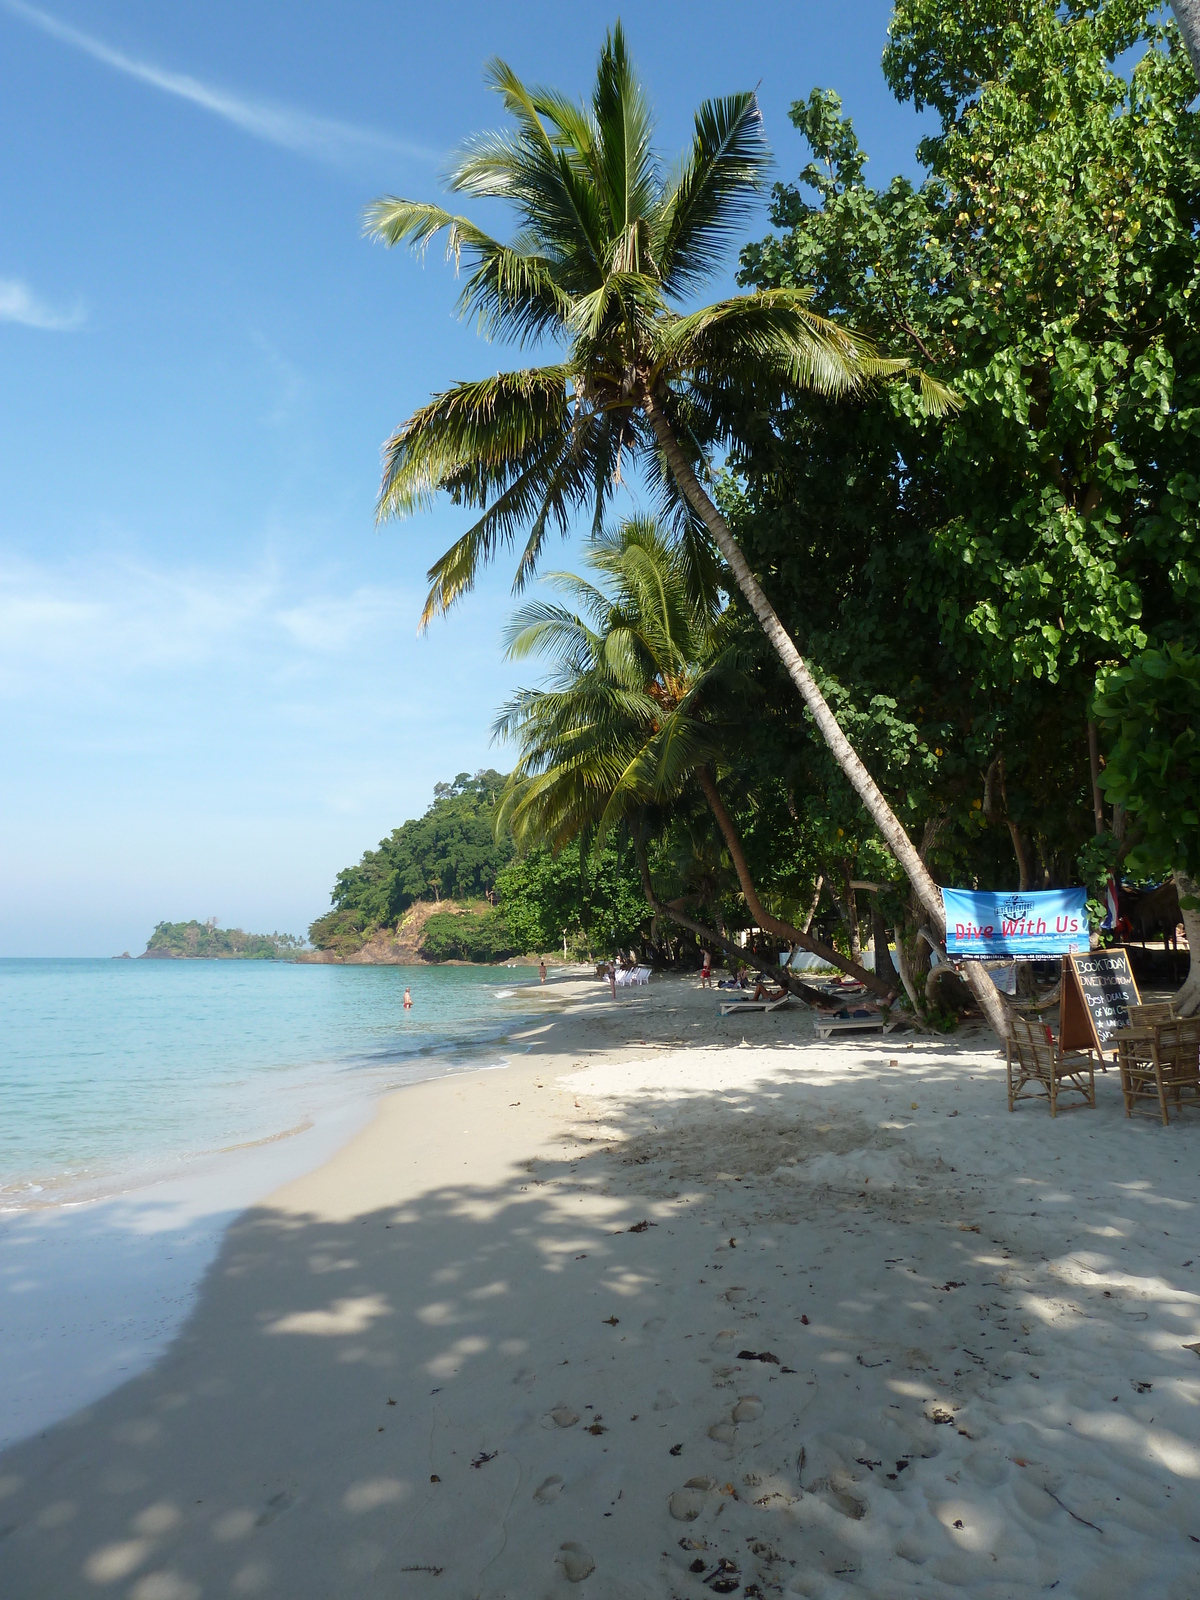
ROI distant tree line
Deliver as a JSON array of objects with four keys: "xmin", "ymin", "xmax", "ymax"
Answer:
[{"xmin": 143, "ymin": 921, "xmax": 307, "ymax": 960}]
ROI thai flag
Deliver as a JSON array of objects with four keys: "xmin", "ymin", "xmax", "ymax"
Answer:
[{"xmin": 1102, "ymin": 874, "xmax": 1119, "ymax": 933}]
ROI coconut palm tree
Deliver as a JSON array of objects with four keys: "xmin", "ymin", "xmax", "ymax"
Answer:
[
  {"xmin": 494, "ymin": 516, "xmax": 894, "ymax": 998},
  {"xmin": 367, "ymin": 25, "xmax": 1008, "ymax": 1034}
]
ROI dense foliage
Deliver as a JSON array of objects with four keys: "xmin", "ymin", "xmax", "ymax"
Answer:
[
  {"xmin": 497, "ymin": 843, "xmax": 651, "ymax": 957},
  {"xmin": 1093, "ymin": 644, "xmax": 1200, "ymax": 880},
  {"xmin": 419, "ymin": 907, "xmax": 516, "ymax": 963},
  {"xmin": 730, "ymin": 0, "xmax": 1200, "ymax": 908},
  {"xmin": 143, "ymin": 921, "xmax": 305, "ymax": 960}
]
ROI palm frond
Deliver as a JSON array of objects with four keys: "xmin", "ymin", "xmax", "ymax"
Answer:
[
  {"xmin": 501, "ymin": 603, "xmax": 600, "ymax": 673},
  {"xmin": 421, "ymin": 432, "xmax": 599, "ymax": 625},
  {"xmin": 569, "ymin": 271, "xmax": 663, "ymax": 341},
  {"xmin": 377, "ymin": 368, "xmax": 571, "ymax": 522},
  {"xmin": 457, "ymin": 243, "xmax": 575, "ymax": 345},
  {"xmin": 654, "ymin": 92, "xmax": 770, "ymax": 293},
  {"xmin": 592, "ymin": 23, "xmax": 659, "ymax": 236},
  {"xmin": 654, "ymin": 290, "xmax": 880, "ymax": 399},
  {"xmin": 912, "ymin": 366, "xmax": 963, "ymax": 416},
  {"xmin": 451, "ymin": 62, "xmax": 610, "ymax": 285},
  {"xmin": 481, "ymin": 57, "xmax": 561, "ymax": 157},
  {"xmin": 364, "ymin": 198, "xmax": 496, "ymax": 266}
]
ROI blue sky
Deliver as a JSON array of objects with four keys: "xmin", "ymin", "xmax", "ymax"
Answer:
[{"xmin": 0, "ymin": 0, "xmax": 934, "ymax": 955}]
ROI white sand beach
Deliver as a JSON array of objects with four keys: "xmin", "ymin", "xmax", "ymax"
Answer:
[{"xmin": 2, "ymin": 973, "xmax": 1198, "ymax": 1598}]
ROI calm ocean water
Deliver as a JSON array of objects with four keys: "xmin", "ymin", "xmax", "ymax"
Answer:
[{"xmin": 0, "ymin": 958, "xmax": 542, "ymax": 1209}]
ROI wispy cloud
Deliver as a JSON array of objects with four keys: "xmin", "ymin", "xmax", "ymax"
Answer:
[
  {"xmin": 0, "ymin": 276, "xmax": 85, "ymax": 330},
  {"xmin": 2, "ymin": 0, "xmax": 439, "ymax": 169},
  {"xmin": 0, "ymin": 555, "xmax": 417, "ymax": 696}
]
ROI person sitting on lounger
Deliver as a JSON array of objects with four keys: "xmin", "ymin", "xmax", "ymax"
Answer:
[{"xmin": 752, "ymin": 977, "xmax": 788, "ymax": 1002}]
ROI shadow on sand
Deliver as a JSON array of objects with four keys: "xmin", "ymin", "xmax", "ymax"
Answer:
[{"xmin": 1, "ymin": 1038, "xmax": 1198, "ymax": 1598}]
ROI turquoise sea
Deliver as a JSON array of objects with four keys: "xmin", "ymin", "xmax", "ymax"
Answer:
[{"xmin": 0, "ymin": 958, "xmax": 543, "ymax": 1209}]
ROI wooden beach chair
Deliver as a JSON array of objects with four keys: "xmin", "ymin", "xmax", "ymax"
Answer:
[
  {"xmin": 1127, "ymin": 1001, "xmax": 1178, "ymax": 1028},
  {"xmin": 1118, "ymin": 1015, "xmax": 1200, "ymax": 1125},
  {"xmin": 1006, "ymin": 1013, "xmax": 1096, "ymax": 1116}
]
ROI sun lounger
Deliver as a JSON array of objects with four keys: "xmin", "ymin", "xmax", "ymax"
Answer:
[
  {"xmin": 719, "ymin": 994, "xmax": 794, "ymax": 1017},
  {"xmin": 814, "ymin": 1007, "xmax": 887, "ymax": 1039}
]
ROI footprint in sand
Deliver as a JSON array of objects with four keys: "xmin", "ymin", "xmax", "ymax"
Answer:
[
  {"xmin": 710, "ymin": 1331, "xmax": 738, "ymax": 1354},
  {"xmin": 722, "ymin": 1288, "xmax": 749, "ymax": 1305},
  {"xmin": 669, "ymin": 1477, "xmax": 716, "ymax": 1521},
  {"xmin": 535, "ymin": 1476, "xmax": 564, "ymax": 1505},
  {"xmin": 732, "ymin": 1395, "xmax": 763, "ymax": 1423},
  {"xmin": 707, "ymin": 1421, "xmax": 737, "ymax": 1444},
  {"xmin": 544, "ymin": 1406, "xmax": 580, "ymax": 1429},
  {"xmin": 652, "ymin": 1388, "xmax": 679, "ymax": 1411},
  {"xmin": 642, "ymin": 1316, "xmax": 666, "ymax": 1334},
  {"xmin": 554, "ymin": 1542, "xmax": 595, "ymax": 1581}
]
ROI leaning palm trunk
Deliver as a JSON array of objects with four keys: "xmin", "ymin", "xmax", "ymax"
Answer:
[
  {"xmin": 644, "ymin": 391, "xmax": 1011, "ymax": 1038},
  {"xmin": 370, "ymin": 30, "xmax": 1009, "ymax": 1038},
  {"xmin": 1171, "ymin": 1, "xmax": 1200, "ymax": 80},
  {"xmin": 694, "ymin": 768, "xmax": 895, "ymax": 1001},
  {"xmin": 1174, "ymin": 872, "xmax": 1200, "ymax": 1016},
  {"xmin": 631, "ymin": 836, "xmax": 824, "ymax": 1002}
]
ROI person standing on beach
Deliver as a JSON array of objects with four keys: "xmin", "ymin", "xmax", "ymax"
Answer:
[
  {"xmin": 608, "ymin": 962, "xmax": 617, "ymax": 1000},
  {"xmin": 403, "ymin": 986, "xmax": 412, "ymax": 1009},
  {"xmin": 539, "ymin": 959, "xmax": 547, "ymax": 984},
  {"xmin": 700, "ymin": 948, "xmax": 712, "ymax": 988}
]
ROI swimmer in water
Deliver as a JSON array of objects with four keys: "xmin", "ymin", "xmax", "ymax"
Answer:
[{"xmin": 403, "ymin": 986, "xmax": 412, "ymax": 1009}]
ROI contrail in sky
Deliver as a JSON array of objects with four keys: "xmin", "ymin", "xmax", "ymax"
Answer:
[{"xmin": 2, "ymin": 0, "xmax": 439, "ymax": 168}]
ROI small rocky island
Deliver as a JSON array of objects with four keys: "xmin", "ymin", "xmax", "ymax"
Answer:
[{"xmin": 139, "ymin": 919, "xmax": 307, "ymax": 960}]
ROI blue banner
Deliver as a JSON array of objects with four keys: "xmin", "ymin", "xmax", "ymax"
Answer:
[{"xmin": 942, "ymin": 888, "xmax": 1089, "ymax": 960}]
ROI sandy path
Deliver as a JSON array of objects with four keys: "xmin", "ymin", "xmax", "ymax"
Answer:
[{"xmin": 1, "ymin": 975, "xmax": 1198, "ymax": 1598}]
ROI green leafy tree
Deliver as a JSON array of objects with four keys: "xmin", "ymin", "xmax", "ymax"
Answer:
[
  {"xmin": 496, "ymin": 842, "xmax": 650, "ymax": 957},
  {"xmin": 365, "ymin": 26, "xmax": 1001, "ymax": 1025},
  {"xmin": 1093, "ymin": 645, "xmax": 1200, "ymax": 881},
  {"xmin": 736, "ymin": 2, "xmax": 1200, "ymax": 921},
  {"xmin": 1093, "ymin": 643, "xmax": 1200, "ymax": 1011}
]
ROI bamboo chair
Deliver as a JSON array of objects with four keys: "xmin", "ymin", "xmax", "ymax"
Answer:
[
  {"xmin": 1128, "ymin": 1001, "xmax": 1178, "ymax": 1028},
  {"xmin": 1006, "ymin": 1014, "xmax": 1096, "ymax": 1116},
  {"xmin": 1118, "ymin": 1016, "xmax": 1200, "ymax": 1125}
]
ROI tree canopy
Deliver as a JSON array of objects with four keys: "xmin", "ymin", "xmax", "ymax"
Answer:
[{"xmin": 733, "ymin": 0, "xmax": 1200, "ymax": 907}]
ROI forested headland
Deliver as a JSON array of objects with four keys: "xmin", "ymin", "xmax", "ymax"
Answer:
[
  {"xmin": 141, "ymin": 921, "xmax": 308, "ymax": 960},
  {"xmin": 320, "ymin": 4, "xmax": 1200, "ymax": 1020},
  {"xmin": 307, "ymin": 772, "xmax": 649, "ymax": 963}
]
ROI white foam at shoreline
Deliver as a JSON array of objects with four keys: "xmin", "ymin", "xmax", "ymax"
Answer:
[{"xmin": 0, "ymin": 1046, "xmax": 516, "ymax": 1449}]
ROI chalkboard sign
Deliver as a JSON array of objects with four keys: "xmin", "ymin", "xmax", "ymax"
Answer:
[{"xmin": 1060, "ymin": 949, "xmax": 1141, "ymax": 1053}]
